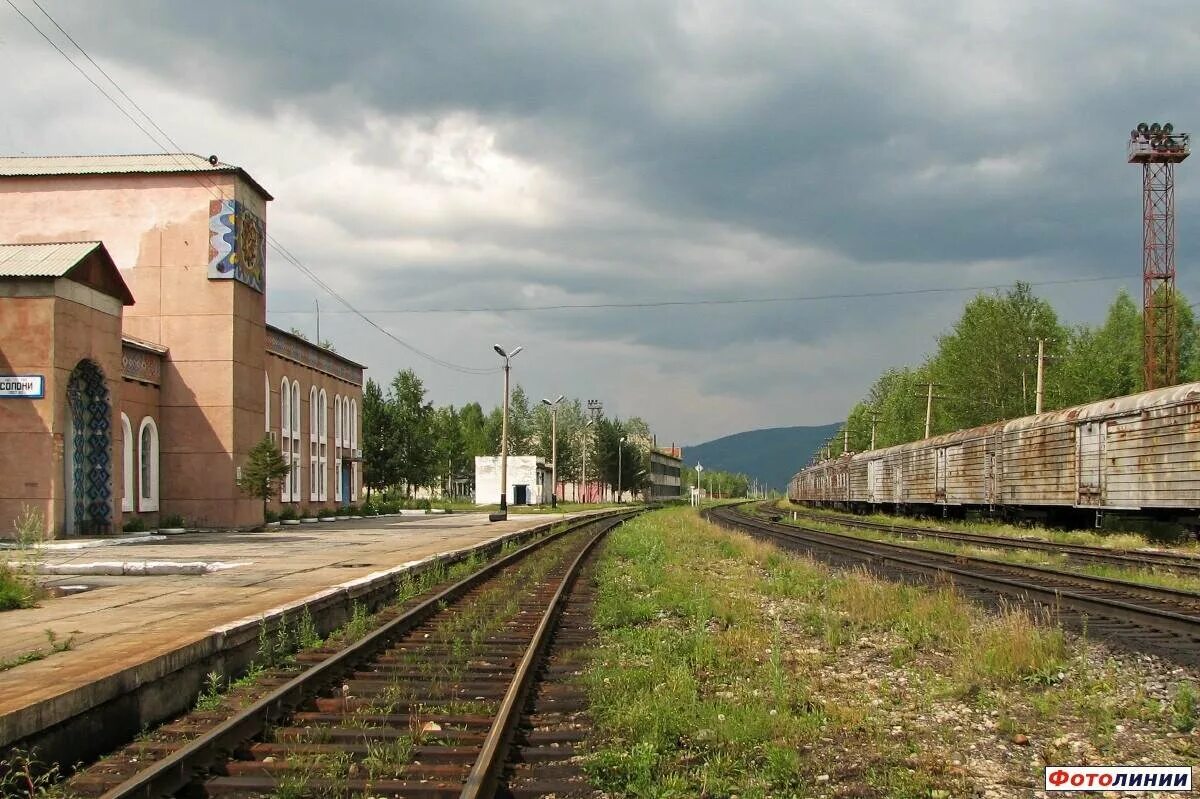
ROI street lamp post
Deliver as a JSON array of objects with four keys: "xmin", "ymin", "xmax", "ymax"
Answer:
[
  {"xmin": 493, "ymin": 344, "xmax": 523, "ymax": 518},
  {"xmin": 541, "ymin": 395, "xmax": 564, "ymax": 509},
  {"xmin": 617, "ymin": 435, "xmax": 626, "ymax": 503},
  {"xmin": 695, "ymin": 462, "xmax": 704, "ymax": 507}
]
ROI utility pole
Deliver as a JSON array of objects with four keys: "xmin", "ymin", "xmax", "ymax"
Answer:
[
  {"xmin": 617, "ymin": 436, "xmax": 626, "ymax": 503},
  {"xmin": 924, "ymin": 382, "xmax": 935, "ymax": 439},
  {"xmin": 869, "ymin": 410, "xmax": 880, "ymax": 451},
  {"xmin": 580, "ymin": 418, "xmax": 593, "ymax": 504},
  {"xmin": 583, "ymin": 400, "xmax": 600, "ymax": 501},
  {"xmin": 315, "ymin": 299, "xmax": 321, "ymax": 345},
  {"xmin": 842, "ymin": 426, "xmax": 849, "ymax": 455},
  {"xmin": 1035, "ymin": 337, "xmax": 1047, "ymax": 414}
]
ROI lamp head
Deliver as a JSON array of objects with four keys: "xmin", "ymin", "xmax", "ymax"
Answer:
[
  {"xmin": 554, "ymin": 394, "xmax": 565, "ymax": 404},
  {"xmin": 541, "ymin": 398, "xmax": 552, "ymax": 406},
  {"xmin": 510, "ymin": 346, "xmax": 524, "ymax": 357},
  {"xmin": 493, "ymin": 344, "xmax": 506, "ymax": 358}
]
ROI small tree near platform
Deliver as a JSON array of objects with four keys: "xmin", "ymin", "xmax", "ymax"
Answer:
[{"xmin": 238, "ymin": 435, "xmax": 291, "ymax": 522}]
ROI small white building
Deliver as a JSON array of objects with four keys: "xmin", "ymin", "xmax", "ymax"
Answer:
[{"xmin": 474, "ymin": 456, "xmax": 553, "ymax": 506}]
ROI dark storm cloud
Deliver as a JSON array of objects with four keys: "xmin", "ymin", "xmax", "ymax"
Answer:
[
  {"xmin": 65, "ymin": 0, "xmax": 1199, "ymax": 268},
  {"xmin": 7, "ymin": 0, "xmax": 1197, "ymax": 441}
]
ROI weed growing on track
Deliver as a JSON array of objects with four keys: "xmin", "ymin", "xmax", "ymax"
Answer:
[
  {"xmin": 582, "ymin": 507, "xmax": 1195, "ymax": 798},
  {"xmin": 0, "ymin": 750, "xmax": 77, "ymax": 799}
]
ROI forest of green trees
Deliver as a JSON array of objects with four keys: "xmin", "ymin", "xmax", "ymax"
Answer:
[
  {"xmin": 361, "ymin": 370, "xmax": 653, "ymax": 500},
  {"xmin": 833, "ymin": 283, "xmax": 1199, "ymax": 454}
]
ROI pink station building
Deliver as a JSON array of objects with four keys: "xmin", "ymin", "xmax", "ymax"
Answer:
[{"xmin": 0, "ymin": 154, "xmax": 365, "ymax": 538}]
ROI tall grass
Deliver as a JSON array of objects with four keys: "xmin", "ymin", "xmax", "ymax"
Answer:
[{"xmin": 582, "ymin": 507, "xmax": 1081, "ymax": 796}]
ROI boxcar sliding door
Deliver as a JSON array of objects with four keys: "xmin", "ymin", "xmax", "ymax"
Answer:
[{"xmin": 1076, "ymin": 422, "xmax": 1105, "ymax": 506}]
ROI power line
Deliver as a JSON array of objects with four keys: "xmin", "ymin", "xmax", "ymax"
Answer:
[
  {"xmin": 267, "ymin": 274, "xmax": 1129, "ymax": 315},
  {"xmin": 3, "ymin": 0, "xmax": 171, "ymax": 152},
  {"xmin": 6, "ymin": 0, "xmax": 499, "ymax": 376}
]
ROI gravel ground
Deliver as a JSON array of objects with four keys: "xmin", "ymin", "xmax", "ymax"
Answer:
[{"xmin": 767, "ymin": 590, "xmax": 1199, "ymax": 798}]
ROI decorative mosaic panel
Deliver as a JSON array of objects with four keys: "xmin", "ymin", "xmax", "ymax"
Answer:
[
  {"xmin": 266, "ymin": 328, "xmax": 363, "ymax": 386},
  {"xmin": 121, "ymin": 346, "xmax": 162, "ymax": 385},
  {"xmin": 208, "ymin": 198, "xmax": 266, "ymax": 293}
]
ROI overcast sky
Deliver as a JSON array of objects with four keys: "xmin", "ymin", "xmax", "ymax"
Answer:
[{"xmin": 3, "ymin": 1, "xmax": 1196, "ymax": 444}]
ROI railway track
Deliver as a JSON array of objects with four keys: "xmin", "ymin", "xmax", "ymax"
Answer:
[
  {"xmin": 780, "ymin": 504, "xmax": 1200, "ymax": 574},
  {"xmin": 705, "ymin": 504, "xmax": 1200, "ymax": 665},
  {"xmin": 69, "ymin": 510, "xmax": 634, "ymax": 799}
]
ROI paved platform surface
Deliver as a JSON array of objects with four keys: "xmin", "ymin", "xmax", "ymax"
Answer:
[{"xmin": 0, "ymin": 511, "xmax": 578, "ymax": 723}]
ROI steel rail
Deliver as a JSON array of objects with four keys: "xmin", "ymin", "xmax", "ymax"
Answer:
[
  {"xmin": 459, "ymin": 515, "xmax": 621, "ymax": 798},
  {"xmin": 96, "ymin": 510, "xmax": 632, "ymax": 799},
  {"xmin": 705, "ymin": 506, "xmax": 1200, "ymax": 642},
  {"xmin": 782, "ymin": 505, "xmax": 1200, "ymax": 572},
  {"xmin": 761, "ymin": 509, "xmax": 1200, "ymax": 611}
]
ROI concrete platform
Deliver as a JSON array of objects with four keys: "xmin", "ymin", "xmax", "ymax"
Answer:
[{"xmin": 0, "ymin": 510, "xmax": 588, "ymax": 755}]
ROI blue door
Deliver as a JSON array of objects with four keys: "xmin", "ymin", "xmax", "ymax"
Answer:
[{"xmin": 341, "ymin": 465, "xmax": 352, "ymax": 505}]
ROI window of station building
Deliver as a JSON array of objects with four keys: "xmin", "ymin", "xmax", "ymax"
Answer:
[
  {"xmin": 334, "ymin": 395, "xmax": 343, "ymax": 503},
  {"xmin": 350, "ymin": 398, "xmax": 358, "ymax": 500},
  {"xmin": 280, "ymin": 378, "xmax": 292, "ymax": 501},
  {"xmin": 309, "ymin": 386, "xmax": 319, "ymax": 502},
  {"xmin": 121, "ymin": 413, "xmax": 133, "ymax": 512},
  {"xmin": 138, "ymin": 417, "xmax": 159, "ymax": 512},
  {"xmin": 290, "ymin": 380, "xmax": 301, "ymax": 502},
  {"xmin": 318, "ymin": 389, "xmax": 328, "ymax": 501}
]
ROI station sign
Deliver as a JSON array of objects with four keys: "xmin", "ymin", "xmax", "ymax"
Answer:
[{"xmin": 0, "ymin": 375, "xmax": 45, "ymax": 399}]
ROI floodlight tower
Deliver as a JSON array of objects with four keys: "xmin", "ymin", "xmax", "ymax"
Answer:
[{"xmin": 1129, "ymin": 121, "xmax": 1190, "ymax": 389}]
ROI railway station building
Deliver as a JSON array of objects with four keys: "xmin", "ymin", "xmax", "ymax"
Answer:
[
  {"xmin": 647, "ymin": 446, "xmax": 684, "ymax": 499},
  {"xmin": 0, "ymin": 154, "xmax": 365, "ymax": 539}
]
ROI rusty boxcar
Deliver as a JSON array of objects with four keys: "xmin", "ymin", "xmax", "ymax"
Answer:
[{"xmin": 789, "ymin": 383, "xmax": 1200, "ymax": 526}]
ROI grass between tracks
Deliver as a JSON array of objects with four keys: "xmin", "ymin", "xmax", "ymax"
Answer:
[
  {"xmin": 774, "ymin": 509, "xmax": 1200, "ymax": 594},
  {"xmin": 581, "ymin": 507, "xmax": 1199, "ymax": 798}
]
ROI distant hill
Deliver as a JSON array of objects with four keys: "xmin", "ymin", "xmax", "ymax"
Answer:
[{"xmin": 683, "ymin": 424, "xmax": 840, "ymax": 491}]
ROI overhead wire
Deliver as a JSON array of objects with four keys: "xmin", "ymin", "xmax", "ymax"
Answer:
[
  {"xmin": 6, "ymin": 0, "xmax": 500, "ymax": 375},
  {"xmin": 267, "ymin": 274, "xmax": 1129, "ymax": 315}
]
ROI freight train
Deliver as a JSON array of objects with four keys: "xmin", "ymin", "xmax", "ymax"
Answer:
[{"xmin": 788, "ymin": 382, "xmax": 1200, "ymax": 529}]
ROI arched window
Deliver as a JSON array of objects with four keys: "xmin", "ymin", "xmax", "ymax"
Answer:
[
  {"xmin": 138, "ymin": 417, "xmax": 159, "ymax": 512},
  {"xmin": 280, "ymin": 378, "xmax": 291, "ymax": 501},
  {"xmin": 309, "ymin": 386, "xmax": 319, "ymax": 501},
  {"xmin": 350, "ymin": 398, "xmax": 359, "ymax": 502},
  {"xmin": 334, "ymin": 395, "xmax": 342, "ymax": 502},
  {"xmin": 290, "ymin": 380, "xmax": 301, "ymax": 502},
  {"xmin": 121, "ymin": 413, "xmax": 133, "ymax": 512},
  {"xmin": 319, "ymin": 389, "xmax": 328, "ymax": 501}
]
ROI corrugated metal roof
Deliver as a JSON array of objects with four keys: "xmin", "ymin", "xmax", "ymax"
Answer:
[
  {"xmin": 0, "ymin": 241, "xmax": 101, "ymax": 277},
  {"xmin": 0, "ymin": 153, "xmax": 232, "ymax": 176},
  {"xmin": 0, "ymin": 153, "xmax": 274, "ymax": 200}
]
